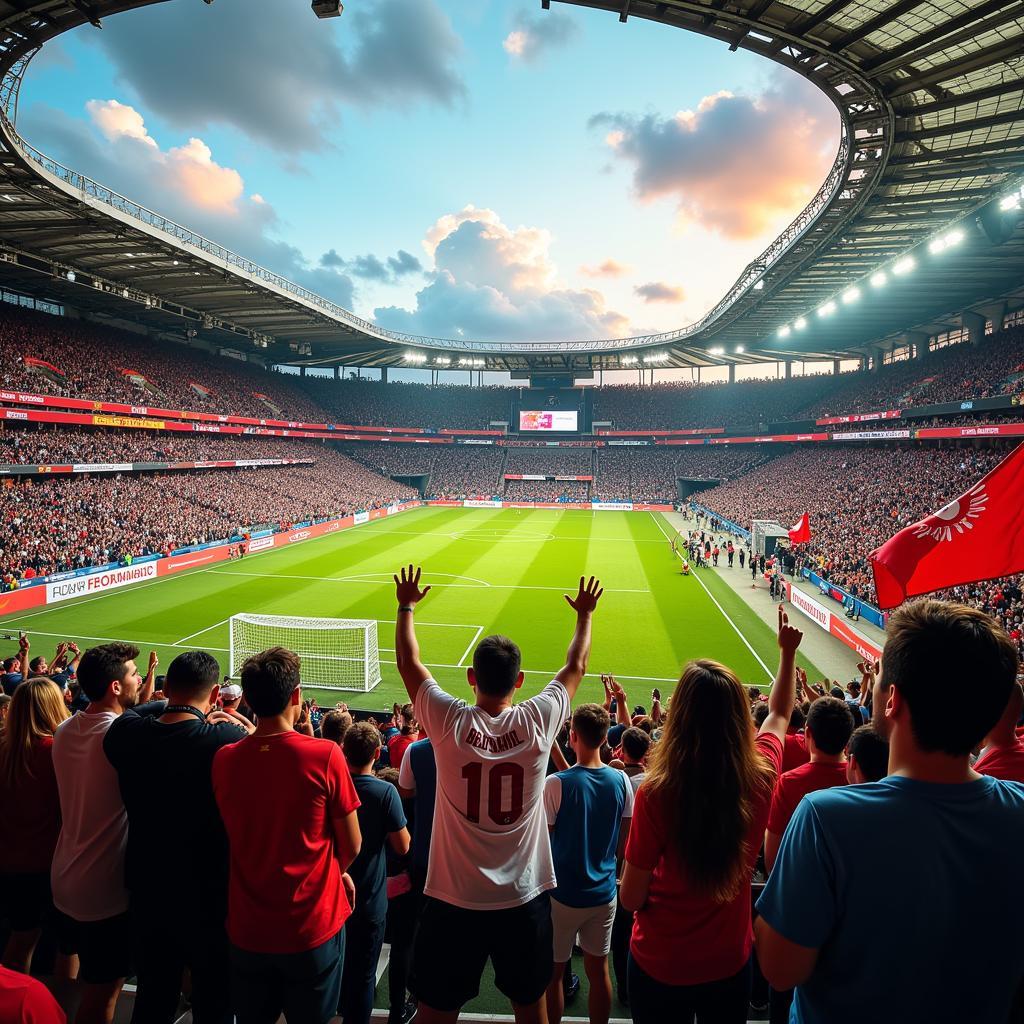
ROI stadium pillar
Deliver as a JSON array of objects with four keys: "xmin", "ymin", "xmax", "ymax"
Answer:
[
  {"xmin": 784, "ymin": 360, "xmax": 792, "ymax": 379},
  {"xmin": 903, "ymin": 331, "xmax": 929, "ymax": 360},
  {"xmin": 728, "ymin": 363, "xmax": 736, "ymax": 384},
  {"xmin": 962, "ymin": 309, "xmax": 987, "ymax": 346},
  {"xmin": 833, "ymin": 358, "xmax": 841, "ymax": 376},
  {"xmin": 299, "ymin": 366, "xmax": 306, "ymax": 377},
  {"xmin": 381, "ymin": 367, "xmax": 388, "ymax": 383},
  {"xmin": 977, "ymin": 301, "xmax": 1007, "ymax": 338},
  {"xmin": 333, "ymin": 366, "xmax": 340, "ymax": 379},
  {"xmin": 872, "ymin": 347, "xmax": 884, "ymax": 373}
]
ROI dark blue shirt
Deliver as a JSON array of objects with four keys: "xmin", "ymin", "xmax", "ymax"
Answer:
[
  {"xmin": 349, "ymin": 774, "xmax": 406, "ymax": 921},
  {"xmin": 401, "ymin": 738, "xmax": 436, "ymax": 874}
]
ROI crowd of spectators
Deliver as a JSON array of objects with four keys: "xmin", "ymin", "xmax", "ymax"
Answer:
[
  {"xmin": 0, "ymin": 305, "xmax": 327, "ymax": 421},
  {"xmin": 0, "ymin": 427, "xmax": 325, "ymax": 467},
  {"xmin": 503, "ymin": 480, "xmax": 591, "ymax": 502},
  {"xmin": 0, "ymin": 450, "xmax": 413, "ymax": 590},
  {"xmin": 338, "ymin": 443, "xmax": 505, "ymax": 499},
  {"xmin": 504, "ymin": 446, "xmax": 594, "ymax": 476}
]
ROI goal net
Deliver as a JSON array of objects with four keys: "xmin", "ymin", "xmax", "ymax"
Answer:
[{"xmin": 228, "ymin": 614, "xmax": 381, "ymax": 693}]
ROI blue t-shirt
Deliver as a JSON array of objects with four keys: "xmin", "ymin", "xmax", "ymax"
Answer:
[
  {"xmin": 607, "ymin": 723, "xmax": 626, "ymax": 749},
  {"xmin": 544, "ymin": 764, "xmax": 633, "ymax": 908},
  {"xmin": 757, "ymin": 775, "xmax": 1024, "ymax": 1024},
  {"xmin": 402, "ymin": 738, "xmax": 436, "ymax": 874},
  {"xmin": 348, "ymin": 774, "xmax": 406, "ymax": 922}
]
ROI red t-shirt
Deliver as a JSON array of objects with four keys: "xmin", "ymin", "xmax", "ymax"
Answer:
[
  {"xmin": 387, "ymin": 732, "xmax": 418, "ymax": 772},
  {"xmin": 0, "ymin": 737, "xmax": 61, "ymax": 873},
  {"xmin": 782, "ymin": 731, "xmax": 810, "ymax": 774},
  {"xmin": 625, "ymin": 731, "xmax": 783, "ymax": 985},
  {"xmin": 975, "ymin": 740, "xmax": 1024, "ymax": 783},
  {"xmin": 0, "ymin": 965, "xmax": 65, "ymax": 1023},
  {"xmin": 212, "ymin": 731, "xmax": 360, "ymax": 955},
  {"xmin": 766, "ymin": 759, "xmax": 848, "ymax": 836}
]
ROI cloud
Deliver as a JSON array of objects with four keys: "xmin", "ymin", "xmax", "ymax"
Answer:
[
  {"xmin": 319, "ymin": 248, "xmax": 423, "ymax": 283},
  {"xmin": 374, "ymin": 206, "xmax": 631, "ymax": 341},
  {"xmin": 580, "ymin": 259, "xmax": 630, "ymax": 279},
  {"xmin": 634, "ymin": 281, "xmax": 686, "ymax": 304},
  {"xmin": 503, "ymin": 9, "xmax": 580, "ymax": 63},
  {"xmin": 20, "ymin": 99, "xmax": 357, "ymax": 308},
  {"xmin": 590, "ymin": 74, "xmax": 839, "ymax": 239},
  {"xmin": 387, "ymin": 250, "xmax": 422, "ymax": 277},
  {"xmin": 92, "ymin": 0, "xmax": 466, "ymax": 154}
]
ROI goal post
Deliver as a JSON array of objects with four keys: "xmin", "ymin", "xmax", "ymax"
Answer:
[{"xmin": 228, "ymin": 613, "xmax": 381, "ymax": 693}]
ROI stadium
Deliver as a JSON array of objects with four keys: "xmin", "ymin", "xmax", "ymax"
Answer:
[{"xmin": 0, "ymin": 0, "xmax": 1023, "ymax": 1022}]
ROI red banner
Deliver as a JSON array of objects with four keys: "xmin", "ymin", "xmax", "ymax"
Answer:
[
  {"xmin": 816, "ymin": 410, "xmax": 902, "ymax": 426},
  {"xmin": 0, "ymin": 585, "xmax": 47, "ymax": 616},
  {"xmin": 915, "ymin": 423, "xmax": 1024, "ymax": 439},
  {"xmin": 598, "ymin": 427, "xmax": 725, "ymax": 436}
]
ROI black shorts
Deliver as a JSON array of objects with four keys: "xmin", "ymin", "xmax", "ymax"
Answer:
[
  {"xmin": 411, "ymin": 892, "xmax": 553, "ymax": 1011},
  {"xmin": 52, "ymin": 910, "xmax": 133, "ymax": 984},
  {"xmin": 0, "ymin": 872, "xmax": 53, "ymax": 933}
]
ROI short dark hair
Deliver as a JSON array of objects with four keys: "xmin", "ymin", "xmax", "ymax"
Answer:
[
  {"xmin": 472, "ymin": 635, "xmax": 522, "ymax": 697},
  {"xmin": 77, "ymin": 643, "xmax": 139, "ymax": 703},
  {"xmin": 376, "ymin": 766, "xmax": 400, "ymax": 788},
  {"xmin": 829, "ymin": 686, "xmax": 845, "ymax": 699},
  {"xmin": 752, "ymin": 702, "xmax": 770, "ymax": 728},
  {"xmin": 572, "ymin": 704, "xmax": 610, "ymax": 750},
  {"xmin": 884, "ymin": 600, "xmax": 1018, "ymax": 755},
  {"xmin": 620, "ymin": 726, "xmax": 651, "ymax": 761},
  {"xmin": 165, "ymin": 651, "xmax": 220, "ymax": 701},
  {"xmin": 2, "ymin": 658, "xmax": 15, "ymax": 672},
  {"xmin": 321, "ymin": 709, "xmax": 352, "ymax": 745},
  {"xmin": 806, "ymin": 698, "xmax": 856, "ymax": 756},
  {"xmin": 748, "ymin": 686, "xmax": 761, "ymax": 701},
  {"xmin": 848, "ymin": 724, "xmax": 889, "ymax": 782},
  {"xmin": 343, "ymin": 721, "xmax": 381, "ymax": 767},
  {"xmin": 29, "ymin": 656, "xmax": 46, "ymax": 673},
  {"xmin": 789, "ymin": 704, "xmax": 805, "ymax": 731},
  {"xmin": 240, "ymin": 647, "xmax": 300, "ymax": 717}
]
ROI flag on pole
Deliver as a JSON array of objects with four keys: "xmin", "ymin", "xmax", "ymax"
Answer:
[
  {"xmin": 869, "ymin": 443, "xmax": 1024, "ymax": 610},
  {"xmin": 788, "ymin": 513, "xmax": 811, "ymax": 544}
]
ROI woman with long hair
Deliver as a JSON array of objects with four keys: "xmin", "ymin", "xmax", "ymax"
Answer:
[
  {"xmin": 620, "ymin": 607, "xmax": 803, "ymax": 1023},
  {"xmin": 0, "ymin": 677, "xmax": 72, "ymax": 974}
]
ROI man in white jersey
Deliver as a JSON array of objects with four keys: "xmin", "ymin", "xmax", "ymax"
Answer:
[{"xmin": 393, "ymin": 565, "xmax": 603, "ymax": 1024}]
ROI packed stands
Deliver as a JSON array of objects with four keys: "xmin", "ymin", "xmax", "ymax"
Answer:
[
  {"xmin": 0, "ymin": 305, "xmax": 328, "ymax": 421},
  {"xmin": 503, "ymin": 479, "xmax": 591, "ymax": 502},
  {"xmin": 338, "ymin": 442, "xmax": 504, "ymax": 498},
  {"xmin": 0, "ymin": 449, "xmax": 413, "ymax": 590},
  {"xmin": 505, "ymin": 446, "xmax": 593, "ymax": 476}
]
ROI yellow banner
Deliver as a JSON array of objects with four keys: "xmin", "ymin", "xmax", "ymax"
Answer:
[{"xmin": 92, "ymin": 415, "xmax": 165, "ymax": 430}]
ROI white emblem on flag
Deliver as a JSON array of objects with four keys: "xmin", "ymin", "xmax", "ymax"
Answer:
[{"xmin": 913, "ymin": 483, "xmax": 988, "ymax": 542}]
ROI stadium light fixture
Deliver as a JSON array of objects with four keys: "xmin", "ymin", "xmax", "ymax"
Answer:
[
  {"xmin": 777, "ymin": 325, "xmax": 791, "ymax": 339},
  {"xmin": 1000, "ymin": 194, "xmax": 1021, "ymax": 212},
  {"xmin": 735, "ymin": 345, "xmax": 745, "ymax": 354},
  {"xmin": 928, "ymin": 237, "xmax": 947, "ymax": 255},
  {"xmin": 817, "ymin": 300, "xmax": 837, "ymax": 317},
  {"xmin": 65, "ymin": 270, "xmax": 76, "ymax": 282},
  {"xmin": 621, "ymin": 355, "xmax": 638, "ymax": 364},
  {"xmin": 435, "ymin": 357, "xmax": 450, "ymax": 366},
  {"xmin": 870, "ymin": 271, "xmax": 887, "ymax": 287},
  {"xmin": 842, "ymin": 287, "xmax": 860, "ymax": 304},
  {"xmin": 893, "ymin": 256, "xmax": 915, "ymax": 275},
  {"xmin": 753, "ymin": 280, "xmax": 764, "ymax": 291},
  {"xmin": 944, "ymin": 228, "xmax": 965, "ymax": 247},
  {"xmin": 794, "ymin": 317, "xmax": 807, "ymax": 330},
  {"xmin": 707, "ymin": 346, "xmax": 725, "ymax": 356},
  {"xmin": 403, "ymin": 351, "xmax": 426, "ymax": 364}
]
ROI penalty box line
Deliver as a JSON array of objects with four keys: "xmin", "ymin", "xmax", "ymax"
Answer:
[{"xmin": 0, "ymin": 627, "xmax": 679, "ymax": 684}]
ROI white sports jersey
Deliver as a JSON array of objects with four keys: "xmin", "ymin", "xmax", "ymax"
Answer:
[{"xmin": 416, "ymin": 677, "xmax": 570, "ymax": 910}]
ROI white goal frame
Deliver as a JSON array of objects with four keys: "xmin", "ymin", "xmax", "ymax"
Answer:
[{"xmin": 228, "ymin": 613, "xmax": 381, "ymax": 693}]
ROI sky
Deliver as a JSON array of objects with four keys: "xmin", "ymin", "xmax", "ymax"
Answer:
[{"xmin": 21, "ymin": 0, "xmax": 840, "ymax": 375}]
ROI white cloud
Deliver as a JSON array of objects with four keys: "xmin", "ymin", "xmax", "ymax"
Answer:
[{"xmin": 503, "ymin": 9, "xmax": 580, "ymax": 64}]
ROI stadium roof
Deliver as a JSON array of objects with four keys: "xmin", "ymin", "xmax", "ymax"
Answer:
[{"xmin": 0, "ymin": 0, "xmax": 1021, "ymax": 372}]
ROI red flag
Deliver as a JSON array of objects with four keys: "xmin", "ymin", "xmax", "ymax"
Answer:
[
  {"xmin": 788, "ymin": 513, "xmax": 811, "ymax": 544},
  {"xmin": 869, "ymin": 443, "xmax": 1024, "ymax": 609}
]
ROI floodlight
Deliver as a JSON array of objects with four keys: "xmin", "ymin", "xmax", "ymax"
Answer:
[
  {"xmin": 1000, "ymin": 194, "xmax": 1021, "ymax": 212},
  {"xmin": 842, "ymin": 287, "xmax": 860, "ymax": 304},
  {"xmin": 65, "ymin": 270, "xmax": 76, "ymax": 282},
  {"xmin": 818, "ymin": 301, "xmax": 837, "ymax": 317},
  {"xmin": 777, "ymin": 326, "xmax": 791, "ymax": 338},
  {"xmin": 944, "ymin": 229, "xmax": 965, "ymax": 246},
  {"xmin": 735, "ymin": 345, "xmax": 745, "ymax": 353},
  {"xmin": 893, "ymin": 256, "xmax": 915, "ymax": 275},
  {"xmin": 870, "ymin": 271, "xmax": 887, "ymax": 287},
  {"xmin": 928, "ymin": 238, "xmax": 946, "ymax": 254},
  {"xmin": 794, "ymin": 317, "xmax": 807, "ymax": 330}
]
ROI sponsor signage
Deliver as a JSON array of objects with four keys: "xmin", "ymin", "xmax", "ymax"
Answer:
[
  {"xmin": 46, "ymin": 562, "xmax": 158, "ymax": 604},
  {"xmin": 246, "ymin": 536, "xmax": 275, "ymax": 553},
  {"xmin": 816, "ymin": 410, "xmax": 902, "ymax": 426},
  {"xmin": 916, "ymin": 423, "xmax": 1024, "ymax": 439},
  {"xmin": 464, "ymin": 499, "xmax": 504, "ymax": 508},
  {"xmin": 592, "ymin": 502, "xmax": 633, "ymax": 511},
  {"xmin": 288, "ymin": 530, "xmax": 312, "ymax": 543},
  {"xmin": 353, "ymin": 511, "xmax": 370, "ymax": 525},
  {"xmin": 830, "ymin": 429, "xmax": 911, "ymax": 441},
  {"xmin": 93, "ymin": 415, "xmax": 165, "ymax": 430},
  {"xmin": 786, "ymin": 583, "xmax": 882, "ymax": 660}
]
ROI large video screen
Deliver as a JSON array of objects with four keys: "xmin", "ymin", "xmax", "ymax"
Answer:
[{"xmin": 519, "ymin": 410, "xmax": 579, "ymax": 432}]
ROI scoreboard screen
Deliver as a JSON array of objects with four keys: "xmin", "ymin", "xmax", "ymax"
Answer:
[{"xmin": 519, "ymin": 410, "xmax": 579, "ymax": 432}]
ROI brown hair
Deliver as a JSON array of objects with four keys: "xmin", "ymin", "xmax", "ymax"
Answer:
[
  {"xmin": 321, "ymin": 709, "xmax": 353, "ymax": 745},
  {"xmin": 344, "ymin": 721, "xmax": 382, "ymax": 768},
  {"xmin": 0, "ymin": 678, "xmax": 69, "ymax": 788},
  {"xmin": 643, "ymin": 659, "xmax": 776, "ymax": 903},
  {"xmin": 240, "ymin": 647, "xmax": 301, "ymax": 717},
  {"xmin": 572, "ymin": 703, "xmax": 610, "ymax": 750},
  {"xmin": 399, "ymin": 702, "xmax": 418, "ymax": 735}
]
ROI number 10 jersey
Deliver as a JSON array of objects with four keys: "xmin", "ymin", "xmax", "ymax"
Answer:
[{"xmin": 416, "ymin": 677, "xmax": 570, "ymax": 910}]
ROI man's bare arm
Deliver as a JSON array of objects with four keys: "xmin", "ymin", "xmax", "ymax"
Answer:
[
  {"xmin": 759, "ymin": 605, "xmax": 803, "ymax": 743},
  {"xmin": 554, "ymin": 576, "xmax": 604, "ymax": 701},
  {"xmin": 394, "ymin": 565, "xmax": 433, "ymax": 703}
]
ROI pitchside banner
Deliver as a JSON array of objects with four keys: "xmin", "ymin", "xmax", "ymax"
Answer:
[
  {"xmin": 785, "ymin": 582, "xmax": 882, "ymax": 661},
  {"xmin": 47, "ymin": 562, "xmax": 158, "ymax": 604}
]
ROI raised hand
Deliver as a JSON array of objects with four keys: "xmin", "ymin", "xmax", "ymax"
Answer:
[
  {"xmin": 394, "ymin": 564, "xmax": 431, "ymax": 608},
  {"xmin": 777, "ymin": 604, "xmax": 803, "ymax": 655},
  {"xmin": 565, "ymin": 575, "xmax": 604, "ymax": 616},
  {"xmin": 148, "ymin": 650, "xmax": 159, "ymax": 671}
]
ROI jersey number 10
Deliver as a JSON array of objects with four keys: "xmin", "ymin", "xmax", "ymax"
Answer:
[{"xmin": 461, "ymin": 762, "xmax": 525, "ymax": 826}]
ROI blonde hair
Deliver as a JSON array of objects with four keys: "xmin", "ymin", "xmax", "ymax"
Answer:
[
  {"xmin": 0, "ymin": 677, "xmax": 69, "ymax": 788},
  {"xmin": 643, "ymin": 659, "xmax": 775, "ymax": 903}
]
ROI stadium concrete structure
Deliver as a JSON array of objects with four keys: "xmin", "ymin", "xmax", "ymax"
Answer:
[{"xmin": 0, "ymin": 0, "xmax": 1020, "ymax": 376}]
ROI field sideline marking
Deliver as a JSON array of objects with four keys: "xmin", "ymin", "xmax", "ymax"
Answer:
[
  {"xmin": 457, "ymin": 625, "xmax": 484, "ymax": 668},
  {"xmin": 171, "ymin": 618, "xmax": 230, "ymax": 646},
  {"xmin": 648, "ymin": 513, "xmax": 773, "ymax": 682},
  {"xmin": 0, "ymin": 628, "xmax": 678, "ymax": 683},
  {"xmin": 209, "ymin": 569, "xmax": 650, "ymax": 594}
]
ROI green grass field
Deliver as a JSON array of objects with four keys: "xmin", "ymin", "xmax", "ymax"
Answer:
[{"xmin": 0, "ymin": 507, "xmax": 822, "ymax": 706}]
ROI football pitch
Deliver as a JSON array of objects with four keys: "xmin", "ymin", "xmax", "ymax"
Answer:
[{"xmin": 0, "ymin": 507, "xmax": 823, "ymax": 706}]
